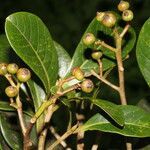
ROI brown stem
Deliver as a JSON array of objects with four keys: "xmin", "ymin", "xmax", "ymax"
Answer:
[
  {"xmin": 120, "ymin": 24, "xmax": 130, "ymax": 38},
  {"xmin": 38, "ymin": 84, "xmax": 80, "ymax": 149},
  {"xmin": 47, "ymin": 124, "xmax": 78, "ymax": 150},
  {"xmin": 5, "ymin": 74, "xmax": 16, "ymax": 87},
  {"xmin": 16, "ymin": 95, "xmax": 27, "ymax": 135},
  {"xmin": 97, "ymin": 59, "xmax": 103, "ymax": 77},
  {"xmin": 38, "ymin": 129, "xmax": 48, "ymax": 150},
  {"xmin": 115, "ymin": 32, "xmax": 127, "ymax": 105},
  {"xmin": 95, "ymin": 40, "xmax": 117, "ymax": 52},
  {"xmin": 50, "ymin": 126, "xmax": 68, "ymax": 148},
  {"xmin": 91, "ymin": 70, "xmax": 119, "ymax": 91}
]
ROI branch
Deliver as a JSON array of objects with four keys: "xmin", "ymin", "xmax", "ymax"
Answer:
[
  {"xmin": 115, "ymin": 30, "xmax": 127, "ymax": 105},
  {"xmin": 95, "ymin": 40, "xmax": 117, "ymax": 52},
  {"xmin": 120, "ymin": 24, "xmax": 130, "ymax": 38},
  {"xmin": 91, "ymin": 70, "xmax": 119, "ymax": 91},
  {"xmin": 47, "ymin": 124, "xmax": 78, "ymax": 150}
]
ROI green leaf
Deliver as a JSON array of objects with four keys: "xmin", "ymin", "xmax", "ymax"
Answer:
[
  {"xmin": 0, "ymin": 114, "xmax": 23, "ymax": 150},
  {"xmin": 80, "ymin": 58, "xmax": 115, "ymax": 76},
  {"xmin": 5, "ymin": 12, "xmax": 58, "ymax": 93},
  {"xmin": 66, "ymin": 14, "xmax": 136, "ymax": 76},
  {"xmin": 54, "ymin": 41, "xmax": 71, "ymax": 78},
  {"xmin": 0, "ymin": 132, "xmax": 11, "ymax": 150},
  {"xmin": 65, "ymin": 18, "xmax": 113, "ymax": 75},
  {"xmin": 136, "ymin": 18, "xmax": 150, "ymax": 87},
  {"xmin": 0, "ymin": 101, "xmax": 33, "ymax": 117},
  {"xmin": 90, "ymin": 99, "xmax": 124, "ymax": 126},
  {"xmin": 80, "ymin": 105, "xmax": 150, "ymax": 137},
  {"xmin": 28, "ymin": 80, "xmax": 46, "ymax": 133}
]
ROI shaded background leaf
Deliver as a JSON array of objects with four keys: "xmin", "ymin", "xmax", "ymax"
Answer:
[{"xmin": 0, "ymin": 114, "xmax": 23, "ymax": 150}]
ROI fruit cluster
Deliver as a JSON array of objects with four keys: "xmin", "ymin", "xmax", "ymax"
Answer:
[
  {"xmin": 0, "ymin": 63, "xmax": 31, "ymax": 97},
  {"xmin": 72, "ymin": 67, "xmax": 94, "ymax": 93}
]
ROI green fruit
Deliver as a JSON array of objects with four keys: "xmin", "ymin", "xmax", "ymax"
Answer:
[
  {"xmin": 96, "ymin": 12, "xmax": 105, "ymax": 22},
  {"xmin": 72, "ymin": 67, "xmax": 84, "ymax": 81},
  {"xmin": 118, "ymin": 1, "xmax": 130, "ymax": 12},
  {"xmin": 0, "ymin": 63, "xmax": 7, "ymax": 75},
  {"xmin": 92, "ymin": 51, "xmax": 103, "ymax": 60},
  {"xmin": 17, "ymin": 68, "xmax": 31, "ymax": 82},
  {"xmin": 7, "ymin": 63, "xmax": 19, "ymax": 74},
  {"xmin": 83, "ymin": 33, "xmax": 96, "ymax": 46},
  {"xmin": 102, "ymin": 12, "xmax": 117, "ymax": 28},
  {"xmin": 5, "ymin": 86, "xmax": 18, "ymax": 97},
  {"xmin": 81, "ymin": 79, "xmax": 94, "ymax": 93},
  {"xmin": 122, "ymin": 10, "xmax": 134, "ymax": 21}
]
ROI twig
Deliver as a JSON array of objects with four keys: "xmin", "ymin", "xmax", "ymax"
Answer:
[
  {"xmin": 95, "ymin": 40, "xmax": 117, "ymax": 52},
  {"xmin": 91, "ymin": 70, "xmax": 119, "ymax": 91},
  {"xmin": 97, "ymin": 59, "xmax": 103, "ymax": 77},
  {"xmin": 5, "ymin": 74, "xmax": 16, "ymax": 87},
  {"xmin": 120, "ymin": 24, "xmax": 130, "ymax": 38},
  {"xmin": 115, "ymin": 31, "xmax": 127, "ymax": 105},
  {"xmin": 47, "ymin": 124, "xmax": 78, "ymax": 150},
  {"xmin": 16, "ymin": 95, "xmax": 27, "ymax": 135},
  {"xmin": 38, "ymin": 129, "xmax": 47, "ymax": 150},
  {"xmin": 50, "ymin": 126, "xmax": 68, "ymax": 148}
]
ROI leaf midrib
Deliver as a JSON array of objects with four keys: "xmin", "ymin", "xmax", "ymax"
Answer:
[{"xmin": 6, "ymin": 17, "xmax": 50, "ymax": 91}]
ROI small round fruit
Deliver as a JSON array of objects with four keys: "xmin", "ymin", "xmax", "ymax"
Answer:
[
  {"xmin": 7, "ymin": 63, "xmax": 19, "ymax": 74},
  {"xmin": 122, "ymin": 10, "xmax": 134, "ymax": 21},
  {"xmin": 96, "ymin": 12, "xmax": 105, "ymax": 22},
  {"xmin": 81, "ymin": 79, "xmax": 94, "ymax": 93},
  {"xmin": 72, "ymin": 67, "xmax": 84, "ymax": 81},
  {"xmin": 5, "ymin": 86, "xmax": 18, "ymax": 97},
  {"xmin": 0, "ymin": 63, "xmax": 7, "ymax": 75},
  {"xmin": 102, "ymin": 12, "xmax": 117, "ymax": 28},
  {"xmin": 17, "ymin": 68, "xmax": 31, "ymax": 82},
  {"xmin": 118, "ymin": 1, "xmax": 130, "ymax": 12},
  {"xmin": 83, "ymin": 33, "xmax": 96, "ymax": 46},
  {"xmin": 92, "ymin": 51, "xmax": 103, "ymax": 60}
]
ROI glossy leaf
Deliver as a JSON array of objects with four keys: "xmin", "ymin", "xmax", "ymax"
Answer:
[
  {"xmin": 80, "ymin": 105, "xmax": 150, "ymax": 137},
  {"xmin": 28, "ymin": 80, "xmax": 46, "ymax": 133},
  {"xmin": 90, "ymin": 99, "xmax": 124, "ymax": 126},
  {"xmin": 136, "ymin": 18, "xmax": 150, "ymax": 87},
  {"xmin": 54, "ymin": 41, "xmax": 71, "ymax": 78},
  {"xmin": 5, "ymin": 12, "xmax": 58, "ymax": 93},
  {"xmin": 0, "ymin": 114, "xmax": 23, "ymax": 150}
]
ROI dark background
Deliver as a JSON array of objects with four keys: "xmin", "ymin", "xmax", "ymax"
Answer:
[{"xmin": 0, "ymin": 1, "xmax": 149, "ymax": 103}]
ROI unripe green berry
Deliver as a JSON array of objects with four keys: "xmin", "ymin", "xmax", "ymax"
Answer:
[
  {"xmin": 96, "ymin": 12, "xmax": 105, "ymax": 22},
  {"xmin": 118, "ymin": 1, "xmax": 130, "ymax": 12},
  {"xmin": 102, "ymin": 12, "xmax": 117, "ymax": 28},
  {"xmin": 81, "ymin": 79, "xmax": 94, "ymax": 93},
  {"xmin": 72, "ymin": 67, "xmax": 84, "ymax": 81},
  {"xmin": 92, "ymin": 51, "xmax": 103, "ymax": 60},
  {"xmin": 0, "ymin": 63, "xmax": 7, "ymax": 75},
  {"xmin": 83, "ymin": 33, "xmax": 96, "ymax": 46},
  {"xmin": 122, "ymin": 10, "xmax": 134, "ymax": 21},
  {"xmin": 7, "ymin": 63, "xmax": 19, "ymax": 74},
  {"xmin": 17, "ymin": 68, "xmax": 31, "ymax": 82},
  {"xmin": 5, "ymin": 86, "xmax": 18, "ymax": 97}
]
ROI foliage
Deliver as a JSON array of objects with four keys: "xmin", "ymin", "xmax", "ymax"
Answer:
[{"xmin": 0, "ymin": 1, "xmax": 149, "ymax": 150}]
